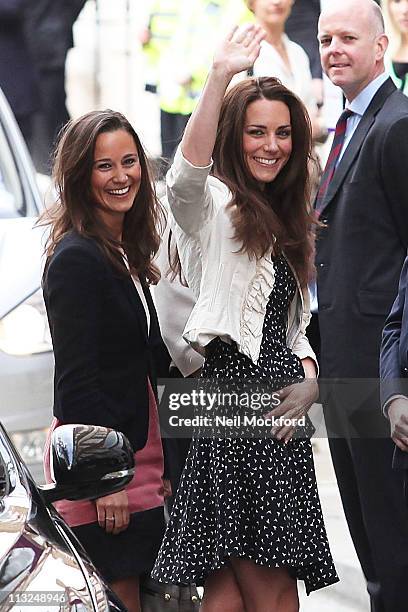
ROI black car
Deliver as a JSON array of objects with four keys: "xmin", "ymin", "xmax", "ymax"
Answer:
[{"xmin": 0, "ymin": 421, "xmax": 134, "ymax": 611}]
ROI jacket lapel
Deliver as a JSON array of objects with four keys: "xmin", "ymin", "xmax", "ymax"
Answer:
[
  {"xmin": 318, "ymin": 78, "xmax": 396, "ymax": 216},
  {"xmin": 140, "ymin": 278, "xmax": 161, "ymax": 344}
]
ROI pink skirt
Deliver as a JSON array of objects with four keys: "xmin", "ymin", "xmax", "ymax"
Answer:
[{"xmin": 44, "ymin": 380, "xmax": 164, "ymax": 527}]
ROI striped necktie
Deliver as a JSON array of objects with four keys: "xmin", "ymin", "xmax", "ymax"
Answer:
[{"xmin": 315, "ymin": 108, "xmax": 353, "ymax": 214}]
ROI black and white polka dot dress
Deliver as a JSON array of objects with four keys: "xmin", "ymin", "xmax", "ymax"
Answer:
[{"xmin": 152, "ymin": 256, "xmax": 339, "ymax": 594}]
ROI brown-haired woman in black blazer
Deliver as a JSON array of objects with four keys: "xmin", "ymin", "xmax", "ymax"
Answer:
[{"xmin": 41, "ymin": 109, "xmax": 169, "ymax": 612}]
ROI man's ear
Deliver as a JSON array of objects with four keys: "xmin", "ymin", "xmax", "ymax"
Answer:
[{"xmin": 376, "ymin": 33, "xmax": 389, "ymax": 61}]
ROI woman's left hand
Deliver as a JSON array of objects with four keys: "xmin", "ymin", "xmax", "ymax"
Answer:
[
  {"xmin": 95, "ymin": 490, "xmax": 130, "ymax": 535},
  {"xmin": 267, "ymin": 379, "xmax": 319, "ymax": 443}
]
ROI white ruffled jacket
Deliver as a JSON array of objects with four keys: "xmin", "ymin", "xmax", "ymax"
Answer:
[{"xmin": 167, "ymin": 146, "xmax": 317, "ymax": 368}]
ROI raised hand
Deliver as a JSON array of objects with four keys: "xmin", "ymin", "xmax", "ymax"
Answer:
[{"xmin": 213, "ymin": 23, "xmax": 266, "ymax": 78}]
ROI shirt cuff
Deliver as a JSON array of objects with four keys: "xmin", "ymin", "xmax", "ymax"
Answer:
[{"xmin": 383, "ymin": 394, "xmax": 408, "ymax": 418}]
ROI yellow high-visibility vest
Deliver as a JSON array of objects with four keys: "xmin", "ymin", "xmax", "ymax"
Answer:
[
  {"xmin": 142, "ymin": 0, "xmax": 180, "ymax": 86},
  {"xmin": 159, "ymin": 0, "xmax": 254, "ymax": 115}
]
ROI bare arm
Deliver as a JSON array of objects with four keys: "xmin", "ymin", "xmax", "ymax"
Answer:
[
  {"xmin": 181, "ymin": 24, "xmax": 265, "ymax": 167},
  {"xmin": 301, "ymin": 357, "xmax": 317, "ymax": 379}
]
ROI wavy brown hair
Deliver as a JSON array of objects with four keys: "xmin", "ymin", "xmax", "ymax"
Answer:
[
  {"xmin": 40, "ymin": 109, "xmax": 164, "ymax": 283},
  {"xmin": 213, "ymin": 77, "xmax": 315, "ymax": 287}
]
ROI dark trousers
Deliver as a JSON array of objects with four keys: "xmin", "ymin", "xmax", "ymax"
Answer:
[
  {"xmin": 40, "ymin": 68, "xmax": 70, "ymax": 141},
  {"xmin": 32, "ymin": 68, "xmax": 70, "ymax": 173},
  {"xmin": 160, "ymin": 109, "xmax": 190, "ymax": 161},
  {"xmin": 324, "ymin": 396, "xmax": 408, "ymax": 612}
]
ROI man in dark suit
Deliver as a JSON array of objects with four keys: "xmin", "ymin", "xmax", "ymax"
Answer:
[{"xmin": 316, "ymin": 1, "xmax": 408, "ymax": 610}]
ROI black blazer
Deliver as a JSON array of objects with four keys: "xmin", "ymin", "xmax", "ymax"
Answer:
[
  {"xmin": 316, "ymin": 78, "xmax": 408, "ymax": 379},
  {"xmin": 43, "ymin": 231, "xmax": 166, "ymax": 451}
]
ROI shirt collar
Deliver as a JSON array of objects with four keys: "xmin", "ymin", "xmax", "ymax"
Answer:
[{"xmin": 347, "ymin": 72, "xmax": 389, "ymax": 117}]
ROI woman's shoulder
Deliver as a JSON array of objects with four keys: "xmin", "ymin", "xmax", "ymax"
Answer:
[
  {"xmin": 55, "ymin": 230, "xmax": 98, "ymax": 251},
  {"xmin": 53, "ymin": 231, "xmax": 104, "ymax": 259},
  {"xmin": 47, "ymin": 231, "xmax": 107, "ymax": 277}
]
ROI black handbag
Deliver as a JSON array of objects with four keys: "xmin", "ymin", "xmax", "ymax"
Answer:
[{"xmin": 140, "ymin": 577, "xmax": 201, "ymax": 612}]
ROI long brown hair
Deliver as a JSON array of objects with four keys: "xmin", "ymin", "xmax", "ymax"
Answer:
[
  {"xmin": 40, "ymin": 109, "xmax": 164, "ymax": 283},
  {"xmin": 213, "ymin": 77, "xmax": 315, "ymax": 286}
]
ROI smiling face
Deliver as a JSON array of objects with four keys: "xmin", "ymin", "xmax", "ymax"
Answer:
[
  {"xmin": 91, "ymin": 129, "xmax": 141, "ymax": 232},
  {"xmin": 318, "ymin": 1, "xmax": 388, "ymax": 101},
  {"xmin": 243, "ymin": 98, "xmax": 292, "ymax": 185},
  {"xmin": 388, "ymin": 0, "xmax": 408, "ymax": 36}
]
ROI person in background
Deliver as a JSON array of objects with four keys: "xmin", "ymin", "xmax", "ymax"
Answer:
[
  {"xmin": 138, "ymin": 0, "xmax": 180, "ymax": 96},
  {"xmin": 152, "ymin": 24, "xmax": 338, "ymax": 610},
  {"xmin": 41, "ymin": 109, "xmax": 169, "ymax": 612},
  {"xmin": 244, "ymin": 0, "xmax": 325, "ymax": 141},
  {"xmin": 138, "ymin": 0, "xmax": 182, "ymax": 179},
  {"xmin": 382, "ymin": 0, "xmax": 408, "ymax": 93},
  {"xmin": 24, "ymin": 0, "xmax": 86, "ymax": 173},
  {"xmin": 285, "ymin": 0, "xmax": 323, "ymax": 107},
  {"xmin": 315, "ymin": 1, "xmax": 408, "ymax": 610},
  {"xmin": 158, "ymin": 0, "xmax": 252, "ymax": 161},
  {"xmin": 0, "ymin": 0, "xmax": 39, "ymax": 148}
]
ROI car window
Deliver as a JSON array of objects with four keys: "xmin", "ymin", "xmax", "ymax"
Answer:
[
  {"xmin": 0, "ymin": 455, "xmax": 8, "ymax": 499},
  {"xmin": 0, "ymin": 121, "xmax": 23, "ymax": 219}
]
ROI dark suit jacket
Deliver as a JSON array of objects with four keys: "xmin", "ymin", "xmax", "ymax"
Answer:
[
  {"xmin": 380, "ymin": 257, "xmax": 408, "ymax": 474},
  {"xmin": 380, "ymin": 256, "xmax": 408, "ymax": 405},
  {"xmin": 0, "ymin": 0, "xmax": 39, "ymax": 118},
  {"xmin": 43, "ymin": 231, "xmax": 166, "ymax": 452},
  {"xmin": 316, "ymin": 78, "xmax": 408, "ymax": 379}
]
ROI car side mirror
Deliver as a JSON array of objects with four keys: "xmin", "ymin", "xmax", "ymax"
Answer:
[{"xmin": 39, "ymin": 424, "xmax": 134, "ymax": 504}]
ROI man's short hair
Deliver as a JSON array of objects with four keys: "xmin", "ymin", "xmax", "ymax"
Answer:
[{"xmin": 371, "ymin": 0, "xmax": 385, "ymax": 36}]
